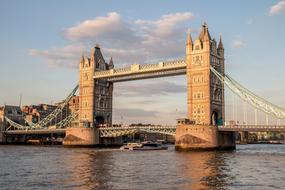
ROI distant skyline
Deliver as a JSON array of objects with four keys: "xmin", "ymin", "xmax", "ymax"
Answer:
[{"xmin": 0, "ymin": 0, "xmax": 285, "ymax": 125}]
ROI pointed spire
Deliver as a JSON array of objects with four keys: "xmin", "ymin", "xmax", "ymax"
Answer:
[
  {"xmin": 186, "ymin": 29, "xmax": 193, "ymax": 53},
  {"xmin": 80, "ymin": 54, "xmax": 84, "ymax": 62},
  {"xmin": 203, "ymin": 25, "xmax": 211, "ymax": 41},
  {"xmin": 218, "ymin": 35, "xmax": 224, "ymax": 49},
  {"xmin": 198, "ymin": 22, "xmax": 211, "ymax": 41},
  {"xmin": 186, "ymin": 28, "xmax": 193, "ymax": 45},
  {"xmin": 108, "ymin": 57, "xmax": 114, "ymax": 69}
]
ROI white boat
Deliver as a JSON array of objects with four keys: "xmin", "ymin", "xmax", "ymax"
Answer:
[
  {"xmin": 120, "ymin": 143, "xmax": 143, "ymax": 150},
  {"xmin": 120, "ymin": 141, "xmax": 168, "ymax": 151}
]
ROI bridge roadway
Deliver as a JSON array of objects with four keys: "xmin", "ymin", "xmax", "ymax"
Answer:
[
  {"xmin": 99, "ymin": 125, "xmax": 177, "ymax": 137},
  {"xmin": 4, "ymin": 125, "xmax": 285, "ymax": 137},
  {"xmin": 5, "ymin": 129, "xmax": 66, "ymax": 135},
  {"xmin": 218, "ymin": 125, "xmax": 285, "ymax": 132}
]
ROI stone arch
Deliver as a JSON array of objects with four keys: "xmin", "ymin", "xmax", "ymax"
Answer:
[
  {"xmin": 95, "ymin": 115, "xmax": 105, "ymax": 126},
  {"xmin": 211, "ymin": 111, "xmax": 218, "ymax": 126}
]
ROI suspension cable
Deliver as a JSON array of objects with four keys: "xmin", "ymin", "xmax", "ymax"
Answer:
[{"xmin": 210, "ymin": 66, "xmax": 285, "ymax": 119}]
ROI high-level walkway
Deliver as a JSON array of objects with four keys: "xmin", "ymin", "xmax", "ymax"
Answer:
[{"xmin": 93, "ymin": 59, "xmax": 186, "ymax": 82}]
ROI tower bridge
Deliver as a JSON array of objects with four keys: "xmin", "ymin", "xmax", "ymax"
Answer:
[{"xmin": 2, "ymin": 23, "xmax": 285, "ymax": 149}]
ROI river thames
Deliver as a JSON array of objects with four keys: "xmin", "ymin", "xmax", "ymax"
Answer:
[{"xmin": 0, "ymin": 144, "xmax": 285, "ymax": 190}]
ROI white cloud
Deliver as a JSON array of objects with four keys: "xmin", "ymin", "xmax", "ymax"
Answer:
[
  {"xmin": 114, "ymin": 108, "xmax": 158, "ymax": 118},
  {"xmin": 30, "ymin": 11, "xmax": 194, "ymax": 68},
  {"xmin": 29, "ymin": 44, "xmax": 86, "ymax": 68},
  {"xmin": 136, "ymin": 12, "xmax": 194, "ymax": 37},
  {"xmin": 64, "ymin": 12, "xmax": 139, "ymax": 43},
  {"xmin": 269, "ymin": 1, "xmax": 285, "ymax": 15},
  {"xmin": 246, "ymin": 18, "xmax": 254, "ymax": 25},
  {"xmin": 231, "ymin": 39, "xmax": 246, "ymax": 48},
  {"xmin": 135, "ymin": 12, "xmax": 194, "ymax": 59}
]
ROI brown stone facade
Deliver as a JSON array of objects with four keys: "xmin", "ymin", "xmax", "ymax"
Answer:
[
  {"xmin": 186, "ymin": 23, "xmax": 225, "ymax": 126},
  {"xmin": 176, "ymin": 23, "xmax": 235, "ymax": 151},
  {"xmin": 175, "ymin": 124, "xmax": 235, "ymax": 150},
  {"xmin": 175, "ymin": 124, "xmax": 219, "ymax": 150},
  {"xmin": 79, "ymin": 45, "xmax": 113, "ymax": 128},
  {"xmin": 63, "ymin": 127, "xmax": 99, "ymax": 146}
]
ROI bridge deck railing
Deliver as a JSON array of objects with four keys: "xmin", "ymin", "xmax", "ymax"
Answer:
[
  {"xmin": 94, "ymin": 59, "xmax": 186, "ymax": 79},
  {"xmin": 219, "ymin": 125, "xmax": 285, "ymax": 132},
  {"xmin": 99, "ymin": 125, "xmax": 177, "ymax": 137}
]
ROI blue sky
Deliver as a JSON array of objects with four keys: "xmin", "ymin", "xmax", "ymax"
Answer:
[{"xmin": 0, "ymin": 0, "xmax": 285, "ymax": 125}]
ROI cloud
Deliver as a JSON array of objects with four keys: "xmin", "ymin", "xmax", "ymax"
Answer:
[
  {"xmin": 269, "ymin": 1, "xmax": 285, "ymax": 15},
  {"xmin": 136, "ymin": 12, "xmax": 194, "ymax": 37},
  {"xmin": 246, "ymin": 18, "xmax": 254, "ymax": 25},
  {"xmin": 113, "ymin": 108, "xmax": 158, "ymax": 118},
  {"xmin": 231, "ymin": 39, "xmax": 246, "ymax": 48},
  {"xmin": 112, "ymin": 107, "xmax": 187, "ymax": 125},
  {"xmin": 29, "ymin": 44, "xmax": 86, "ymax": 68},
  {"xmin": 64, "ymin": 12, "xmax": 141, "ymax": 46},
  {"xmin": 135, "ymin": 12, "xmax": 194, "ymax": 59},
  {"xmin": 114, "ymin": 81, "xmax": 187, "ymax": 97},
  {"xmin": 30, "ymin": 11, "xmax": 194, "ymax": 68},
  {"xmin": 130, "ymin": 100, "xmax": 156, "ymax": 105}
]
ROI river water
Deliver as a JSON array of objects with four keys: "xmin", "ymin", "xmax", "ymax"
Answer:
[{"xmin": 0, "ymin": 144, "xmax": 285, "ymax": 190}]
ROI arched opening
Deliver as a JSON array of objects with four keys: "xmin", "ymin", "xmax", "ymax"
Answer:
[
  {"xmin": 95, "ymin": 116, "xmax": 105, "ymax": 127},
  {"xmin": 211, "ymin": 111, "xmax": 218, "ymax": 126}
]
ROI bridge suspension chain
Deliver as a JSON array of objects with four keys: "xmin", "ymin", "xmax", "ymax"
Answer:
[
  {"xmin": 55, "ymin": 111, "xmax": 78, "ymax": 128},
  {"xmin": 32, "ymin": 85, "xmax": 79, "ymax": 129},
  {"xmin": 24, "ymin": 119, "xmax": 37, "ymax": 128},
  {"xmin": 5, "ymin": 85, "xmax": 79, "ymax": 131},
  {"xmin": 210, "ymin": 66, "xmax": 285, "ymax": 119},
  {"xmin": 5, "ymin": 116, "xmax": 30, "ymax": 131}
]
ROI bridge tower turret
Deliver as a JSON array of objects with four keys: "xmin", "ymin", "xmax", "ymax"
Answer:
[
  {"xmin": 79, "ymin": 45, "xmax": 113, "ymax": 128},
  {"xmin": 186, "ymin": 23, "xmax": 225, "ymax": 126},
  {"xmin": 64, "ymin": 45, "xmax": 113, "ymax": 146},
  {"xmin": 217, "ymin": 36, "xmax": 225, "ymax": 123},
  {"xmin": 79, "ymin": 53, "xmax": 95, "ymax": 128},
  {"xmin": 176, "ymin": 23, "xmax": 235, "ymax": 151}
]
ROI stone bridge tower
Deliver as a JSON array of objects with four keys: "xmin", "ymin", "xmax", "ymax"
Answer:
[
  {"xmin": 175, "ymin": 23, "xmax": 235, "ymax": 151},
  {"xmin": 78, "ymin": 45, "xmax": 113, "ymax": 128},
  {"xmin": 186, "ymin": 23, "xmax": 225, "ymax": 126}
]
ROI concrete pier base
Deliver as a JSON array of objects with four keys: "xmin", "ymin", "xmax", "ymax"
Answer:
[
  {"xmin": 63, "ymin": 127, "xmax": 99, "ymax": 146},
  {"xmin": 239, "ymin": 131, "xmax": 249, "ymax": 144},
  {"xmin": 175, "ymin": 125, "xmax": 235, "ymax": 151},
  {"xmin": 0, "ymin": 132, "xmax": 6, "ymax": 144},
  {"xmin": 100, "ymin": 137, "xmax": 123, "ymax": 146}
]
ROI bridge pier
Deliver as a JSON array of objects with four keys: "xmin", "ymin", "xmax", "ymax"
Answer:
[
  {"xmin": 0, "ymin": 132, "xmax": 6, "ymax": 144},
  {"xmin": 100, "ymin": 137, "xmax": 123, "ymax": 146},
  {"xmin": 63, "ymin": 127, "xmax": 100, "ymax": 146},
  {"xmin": 239, "ymin": 131, "xmax": 249, "ymax": 144},
  {"xmin": 175, "ymin": 125, "xmax": 235, "ymax": 151}
]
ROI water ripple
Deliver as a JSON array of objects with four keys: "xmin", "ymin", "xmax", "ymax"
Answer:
[{"xmin": 1, "ymin": 144, "xmax": 285, "ymax": 189}]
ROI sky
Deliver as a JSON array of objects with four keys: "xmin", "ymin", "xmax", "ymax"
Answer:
[{"xmin": 0, "ymin": 0, "xmax": 285, "ymax": 125}]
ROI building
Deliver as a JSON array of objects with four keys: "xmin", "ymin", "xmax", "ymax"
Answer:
[
  {"xmin": 0, "ymin": 105, "xmax": 25, "ymax": 130},
  {"xmin": 186, "ymin": 23, "xmax": 225, "ymax": 125},
  {"xmin": 68, "ymin": 95, "xmax": 79, "ymax": 115},
  {"xmin": 22, "ymin": 104, "xmax": 58, "ymax": 124},
  {"xmin": 79, "ymin": 45, "xmax": 113, "ymax": 128},
  {"xmin": 21, "ymin": 96, "xmax": 79, "ymax": 126},
  {"xmin": 0, "ymin": 106, "xmax": 4, "ymax": 131}
]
